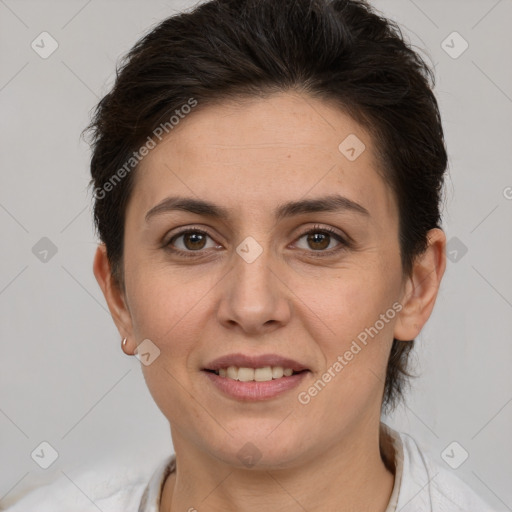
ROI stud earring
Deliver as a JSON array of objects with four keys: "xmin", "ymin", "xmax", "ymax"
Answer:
[{"xmin": 121, "ymin": 337, "xmax": 129, "ymax": 354}]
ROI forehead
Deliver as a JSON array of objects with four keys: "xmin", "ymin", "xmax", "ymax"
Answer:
[{"xmin": 131, "ymin": 92, "xmax": 397, "ymax": 228}]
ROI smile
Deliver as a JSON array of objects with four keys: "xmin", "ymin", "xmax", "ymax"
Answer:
[{"xmin": 210, "ymin": 365, "xmax": 300, "ymax": 382}]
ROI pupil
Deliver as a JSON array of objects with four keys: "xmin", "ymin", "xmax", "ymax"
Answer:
[
  {"xmin": 185, "ymin": 233, "xmax": 206, "ymax": 250},
  {"xmin": 308, "ymin": 232, "xmax": 329, "ymax": 250}
]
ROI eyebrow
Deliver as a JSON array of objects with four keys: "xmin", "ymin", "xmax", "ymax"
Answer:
[{"xmin": 145, "ymin": 194, "xmax": 370, "ymax": 223}]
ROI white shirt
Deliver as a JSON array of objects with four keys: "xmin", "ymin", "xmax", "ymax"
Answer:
[{"xmin": 2, "ymin": 424, "xmax": 500, "ymax": 511}]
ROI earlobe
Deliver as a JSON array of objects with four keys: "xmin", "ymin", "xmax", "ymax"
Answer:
[
  {"xmin": 93, "ymin": 244, "xmax": 135, "ymax": 349},
  {"xmin": 393, "ymin": 228, "xmax": 446, "ymax": 341}
]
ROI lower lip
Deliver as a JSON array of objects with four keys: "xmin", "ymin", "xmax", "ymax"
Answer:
[{"xmin": 203, "ymin": 370, "xmax": 309, "ymax": 401}]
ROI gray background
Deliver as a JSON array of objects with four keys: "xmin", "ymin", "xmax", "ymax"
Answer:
[{"xmin": 0, "ymin": 0, "xmax": 511, "ymax": 509}]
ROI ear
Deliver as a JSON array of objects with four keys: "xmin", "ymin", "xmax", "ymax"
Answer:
[
  {"xmin": 93, "ymin": 244, "xmax": 135, "ymax": 353},
  {"xmin": 394, "ymin": 228, "xmax": 446, "ymax": 341}
]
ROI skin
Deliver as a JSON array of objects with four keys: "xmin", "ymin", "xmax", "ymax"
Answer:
[{"xmin": 93, "ymin": 91, "xmax": 446, "ymax": 512}]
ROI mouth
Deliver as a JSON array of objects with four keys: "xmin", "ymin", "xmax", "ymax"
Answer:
[
  {"xmin": 204, "ymin": 366, "xmax": 308, "ymax": 382},
  {"xmin": 203, "ymin": 353, "xmax": 309, "ymax": 378},
  {"xmin": 202, "ymin": 353, "xmax": 310, "ymax": 400}
]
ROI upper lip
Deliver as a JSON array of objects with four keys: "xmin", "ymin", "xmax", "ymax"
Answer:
[{"xmin": 204, "ymin": 353, "xmax": 309, "ymax": 372}]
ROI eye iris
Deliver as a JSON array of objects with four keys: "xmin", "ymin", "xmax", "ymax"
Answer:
[
  {"xmin": 184, "ymin": 232, "xmax": 206, "ymax": 250},
  {"xmin": 178, "ymin": 231, "xmax": 335, "ymax": 251},
  {"xmin": 307, "ymin": 232, "xmax": 330, "ymax": 250}
]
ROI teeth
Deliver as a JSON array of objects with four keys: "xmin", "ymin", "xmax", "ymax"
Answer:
[
  {"xmin": 215, "ymin": 365, "xmax": 298, "ymax": 381},
  {"xmin": 254, "ymin": 367, "xmax": 272, "ymax": 381},
  {"xmin": 238, "ymin": 367, "xmax": 254, "ymax": 382},
  {"xmin": 227, "ymin": 366, "xmax": 238, "ymax": 380},
  {"xmin": 272, "ymin": 366, "xmax": 284, "ymax": 379}
]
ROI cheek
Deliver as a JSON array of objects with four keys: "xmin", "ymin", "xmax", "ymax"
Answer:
[
  {"xmin": 295, "ymin": 264, "xmax": 398, "ymax": 347},
  {"xmin": 125, "ymin": 268, "xmax": 214, "ymax": 428},
  {"xmin": 294, "ymin": 273, "xmax": 397, "ymax": 422},
  {"xmin": 291, "ymin": 260, "xmax": 400, "ymax": 413},
  {"xmin": 125, "ymin": 264, "xmax": 213, "ymax": 346}
]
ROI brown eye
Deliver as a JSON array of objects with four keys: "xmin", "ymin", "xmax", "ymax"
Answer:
[
  {"xmin": 306, "ymin": 232, "xmax": 331, "ymax": 250},
  {"xmin": 182, "ymin": 232, "xmax": 207, "ymax": 250},
  {"xmin": 295, "ymin": 227, "xmax": 345, "ymax": 253},
  {"xmin": 166, "ymin": 229, "xmax": 219, "ymax": 253}
]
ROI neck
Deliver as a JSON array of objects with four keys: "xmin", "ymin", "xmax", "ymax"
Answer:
[{"xmin": 160, "ymin": 421, "xmax": 395, "ymax": 512}]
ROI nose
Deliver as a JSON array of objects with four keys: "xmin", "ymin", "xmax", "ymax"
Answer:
[{"xmin": 216, "ymin": 244, "xmax": 292, "ymax": 336}]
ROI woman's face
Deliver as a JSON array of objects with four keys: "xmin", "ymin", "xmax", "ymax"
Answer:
[{"xmin": 117, "ymin": 92, "xmax": 411, "ymax": 467}]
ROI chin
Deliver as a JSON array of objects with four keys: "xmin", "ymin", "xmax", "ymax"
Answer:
[{"xmin": 213, "ymin": 427, "xmax": 307, "ymax": 469}]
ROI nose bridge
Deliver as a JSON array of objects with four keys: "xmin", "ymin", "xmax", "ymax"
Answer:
[
  {"xmin": 232, "ymin": 237, "xmax": 276, "ymax": 310},
  {"xmin": 235, "ymin": 240, "xmax": 272, "ymax": 295},
  {"xmin": 217, "ymin": 235, "xmax": 291, "ymax": 332}
]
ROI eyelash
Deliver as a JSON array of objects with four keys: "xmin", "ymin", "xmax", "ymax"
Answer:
[{"xmin": 163, "ymin": 224, "xmax": 350, "ymax": 259}]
